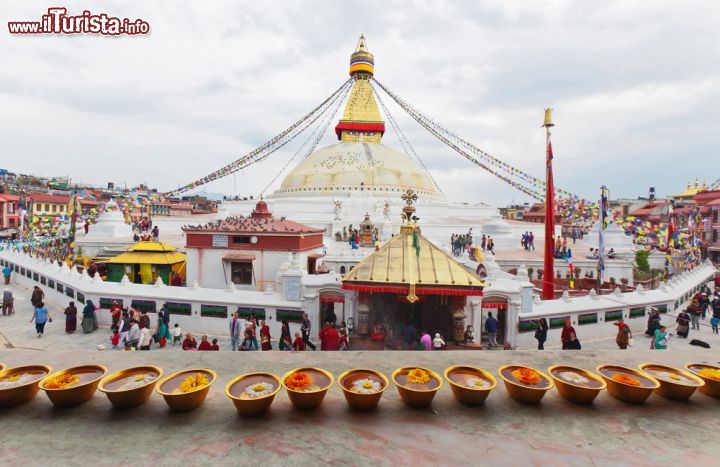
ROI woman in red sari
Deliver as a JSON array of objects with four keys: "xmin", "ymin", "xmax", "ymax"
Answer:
[{"xmin": 260, "ymin": 320, "xmax": 272, "ymax": 351}]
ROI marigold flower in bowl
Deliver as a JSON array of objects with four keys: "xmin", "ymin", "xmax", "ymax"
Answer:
[
  {"xmin": 40, "ymin": 364, "xmax": 108, "ymax": 408},
  {"xmin": 596, "ymin": 364, "xmax": 659, "ymax": 404},
  {"xmin": 338, "ymin": 368, "xmax": 389, "ymax": 410},
  {"xmin": 637, "ymin": 363, "xmax": 703, "ymax": 401},
  {"xmin": 281, "ymin": 367, "xmax": 334, "ymax": 410},
  {"xmin": 226, "ymin": 372, "xmax": 282, "ymax": 416},
  {"xmin": 98, "ymin": 365, "xmax": 163, "ymax": 409},
  {"xmin": 155, "ymin": 368, "xmax": 217, "ymax": 412},
  {"xmin": 0, "ymin": 365, "xmax": 53, "ymax": 408},
  {"xmin": 497, "ymin": 365, "xmax": 553, "ymax": 404},
  {"xmin": 685, "ymin": 363, "xmax": 720, "ymax": 399},
  {"xmin": 548, "ymin": 365, "xmax": 606, "ymax": 405},
  {"xmin": 444, "ymin": 365, "xmax": 496, "ymax": 406},
  {"xmin": 391, "ymin": 366, "xmax": 443, "ymax": 408}
]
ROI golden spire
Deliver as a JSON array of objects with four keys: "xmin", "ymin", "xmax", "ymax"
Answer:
[
  {"xmin": 335, "ymin": 35, "xmax": 384, "ymax": 142},
  {"xmin": 349, "ymin": 34, "xmax": 375, "ymax": 77},
  {"xmin": 355, "ymin": 34, "xmax": 369, "ymax": 53}
]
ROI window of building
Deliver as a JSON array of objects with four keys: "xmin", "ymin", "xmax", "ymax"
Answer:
[
  {"xmin": 340, "ymin": 266, "xmax": 346, "ymax": 274},
  {"xmin": 232, "ymin": 236, "xmax": 251, "ymax": 244},
  {"xmin": 230, "ymin": 261, "xmax": 253, "ymax": 285},
  {"xmin": 714, "ymin": 211, "xmax": 719, "ymax": 223},
  {"xmin": 714, "ymin": 229, "xmax": 718, "ymax": 243},
  {"xmin": 44, "ymin": 204, "xmax": 49, "ymax": 212},
  {"xmin": 51, "ymin": 205, "xmax": 57, "ymax": 212}
]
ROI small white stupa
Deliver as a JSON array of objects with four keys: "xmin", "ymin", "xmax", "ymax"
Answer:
[{"xmin": 75, "ymin": 200, "xmax": 134, "ymax": 256}]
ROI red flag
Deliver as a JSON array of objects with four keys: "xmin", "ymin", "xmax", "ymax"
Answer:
[{"xmin": 542, "ymin": 137, "xmax": 556, "ymax": 299}]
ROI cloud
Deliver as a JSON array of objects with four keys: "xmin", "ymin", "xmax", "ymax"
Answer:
[{"xmin": 0, "ymin": 0, "xmax": 718, "ymax": 206}]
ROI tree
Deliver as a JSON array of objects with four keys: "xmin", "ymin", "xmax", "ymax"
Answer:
[
  {"xmin": 527, "ymin": 267, "xmax": 534, "ymax": 279},
  {"xmin": 635, "ymin": 250, "xmax": 650, "ymax": 274}
]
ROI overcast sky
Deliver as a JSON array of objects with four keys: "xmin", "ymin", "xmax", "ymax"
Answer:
[{"xmin": 1, "ymin": 0, "xmax": 719, "ymax": 205}]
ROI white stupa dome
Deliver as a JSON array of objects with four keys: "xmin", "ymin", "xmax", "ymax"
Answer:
[{"xmin": 271, "ymin": 142, "xmax": 444, "ymax": 201}]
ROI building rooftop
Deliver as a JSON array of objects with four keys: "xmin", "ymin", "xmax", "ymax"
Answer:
[{"xmin": 182, "ymin": 200, "xmax": 325, "ymax": 235}]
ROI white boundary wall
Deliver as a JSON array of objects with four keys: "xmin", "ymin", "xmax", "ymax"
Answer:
[
  {"xmin": 516, "ymin": 261, "xmax": 717, "ymax": 349},
  {"xmin": 0, "ymin": 250, "xmax": 309, "ymax": 338}
]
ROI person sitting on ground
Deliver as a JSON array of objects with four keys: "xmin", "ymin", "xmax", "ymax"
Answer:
[
  {"xmin": 567, "ymin": 332, "xmax": 582, "ymax": 350},
  {"xmin": 197, "ymin": 335, "xmax": 212, "ymax": 351},
  {"xmin": 127, "ymin": 319, "xmax": 141, "ymax": 349},
  {"xmin": 293, "ymin": 331, "xmax": 305, "ymax": 351},
  {"xmin": 182, "ymin": 332, "xmax": 198, "ymax": 351},
  {"xmin": 138, "ymin": 325, "xmax": 152, "ymax": 351},
  {"xmin": 653, "ymin": 325, "xmax": 670, "ymax": 350},
  {"xmin": 370, "ymin": 321, "xmax": 385, "ymax": 342},
  {"xmin": 240, "ymin": 330, "xmax": 254, "ymax": 351},
  {"xmin": 209, "ymin": 338, "xmax": 220, "ymax": 351}
]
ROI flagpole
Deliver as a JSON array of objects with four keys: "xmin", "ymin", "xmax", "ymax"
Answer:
[
  {"xmin": 597, "ymin": 186, "xmax": 608, "ymax": 290},
  {"xmin": 542, "ymin": 108, "xmax": 555, "ymax": 300}
]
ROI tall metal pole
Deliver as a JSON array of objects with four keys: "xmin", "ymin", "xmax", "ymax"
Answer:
[{"xmin": 542, "ymin": 108, "xmax": 556, "ymax": 299}]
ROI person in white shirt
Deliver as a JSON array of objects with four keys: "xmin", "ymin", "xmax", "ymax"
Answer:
[
  {"xmin": 138, "ymin": 326, "xmax": 152, "ymax": 350},
  {"xmin": 432, "ymin": 333, "xmax": 446, "ymax": 350},
  {"xmin": 173, "ymin": 324, "xmax": 182, "ymax": 345},
  {"xmin": 127, "ymin": 320, "xmax": 141, "ymax": 349}
]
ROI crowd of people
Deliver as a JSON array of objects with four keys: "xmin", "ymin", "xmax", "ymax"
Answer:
[{"xmin": 131, "ymin": 218, "xmax": 159, "ymax": 242}]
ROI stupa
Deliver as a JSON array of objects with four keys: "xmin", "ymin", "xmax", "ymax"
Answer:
[
  {"xmin": 222, "ymin": 36, "xmax": 514, "ymax": 247},
  {"xmin": 75, "ymin": 200, "xmax": 134, "ymax": 257}
]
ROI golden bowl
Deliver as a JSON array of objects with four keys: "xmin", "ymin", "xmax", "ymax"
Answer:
[
  {"xmin": 638, "ymin": 363, "xmax": 703, "ymax": 401},
  {"xmin": 548, "ymin": 365, "xmax": 606, "ymax": 405},
  {"xmin": 225, "ymin": 372, "xmax": 282, "ymax": 416},
  {"xmin": 443, "ymin": 365, "xmax": 496, "ymax": 406},
  {"xmin": 98, "ymin": 365, "xmax": 164, "ymax": 409},
  {"xmin": 337, "ymin": 368, "xmax": 389, "ymax": 411},
  {"xmin": 281, "ymin": 367, "xmax": 334, "ymax": 410},
  {"xmin": 497, "ymin": 365, "xmax": 553, "ymax": 404},
  {"xmin": 596, "ymin": 364, "xmax": 659, "ymax": 404},
  {"xmin": 391, "ymin": 366, "xmax": 444, "ymax": 408},
  {"xmin": 0, "ymin": 365, "xmax": 53, "ymax": 407},
  {"xmin": 39, "ymin": 365, "xmax": 108, "ymax": 408},
  {"xmin": 155, "ymin": 368, "xmax": 217, "ymax": 412},
  {"xmin": 685, "ymin": 363, "xmax": 720, "ymax": 399}
]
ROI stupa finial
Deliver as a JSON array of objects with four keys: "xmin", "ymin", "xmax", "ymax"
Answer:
[{"xmin": 349, "ymin": 34, "xmax": 374, "ymax": 77}]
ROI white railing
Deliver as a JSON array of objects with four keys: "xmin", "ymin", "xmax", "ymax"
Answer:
[
  {"xmin": 0, "ymin": 250, "xmax": 305, "ymax": 338},
  {"xmin": 516, "ymin": 261, "xmax": 717, "ymax": 348}
]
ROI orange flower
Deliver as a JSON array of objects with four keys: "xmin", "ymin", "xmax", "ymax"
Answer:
[
  {"xmin": 44, "ymin": 373, "xmax": 80, "ymax": 390},
  {"xmin": 285, "ymin": 372, "xmax": 312, "ymax": 391},
  {"xmin": 697, "ymin": 368, "xmax": 720, "ymax": 381},
  {"xmin": 407, "ymin": 368, "xmax": 431, "ymax": 385},
  {"xmin": 511, "ymin": 368, "xmax": 542, "ymax": 385},
  {"xmin": 611, "ymin": 373, "xmax": 642, "ymax": 387}
]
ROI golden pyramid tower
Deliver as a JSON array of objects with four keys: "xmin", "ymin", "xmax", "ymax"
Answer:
[{"xmin": 334, "ymin": 34, "xmax": 385, "ymax": 143}]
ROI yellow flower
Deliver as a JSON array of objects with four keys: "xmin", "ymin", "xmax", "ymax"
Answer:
[
  {"xmin": 44, "ymin": 373, "xmax": 80, "ymax": 390},
  {"xmin": 407, "ymin": 368, "xmax": 431, "ymax": 385},
  {"xmin": 697, "ymin": 368, "xmax": 720, "ymax": 381},
  {"xmin": 134, "ymin": 375, "xmax": 146, "ymax": 382},
  {"xmin": 178, "ymin": 373, "xmax": 209, "ymax": 393}
]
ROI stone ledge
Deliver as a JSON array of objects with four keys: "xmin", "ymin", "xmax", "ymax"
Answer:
[{"xmin": 1, "ymin": 349, "xmax": 719, "ymax": 465}]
